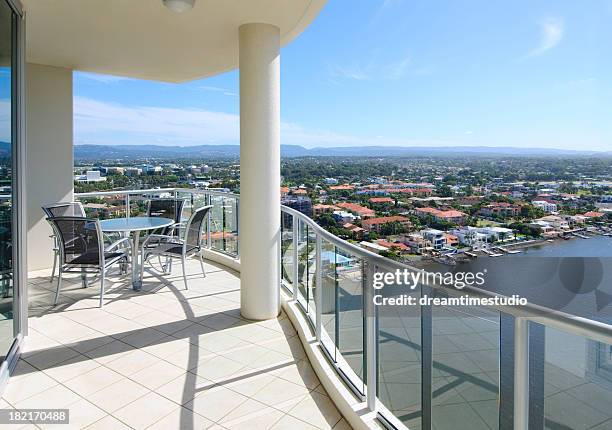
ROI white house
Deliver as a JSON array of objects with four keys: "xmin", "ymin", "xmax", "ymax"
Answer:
[{"xmin": 532, "ymin": 200, "xmax": 558, "ymax": 213}]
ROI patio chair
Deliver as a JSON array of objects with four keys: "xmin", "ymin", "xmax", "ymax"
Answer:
[
  {"xmin": 147, "ymin": 198, "xmax": 186, "ymax": 236},
  {"xmin": 47, "ymin": 216, "xmax": 131, "ymax": 307},
  {"xmin": 145, "ymin": 198, "xmax": 187, "ymax": 272},
  {"xmin": 140, "ymin": 205, "xmax": 212, "ymax": 290},
  {"xmin": 42, "ymin": 202, "xmax": 86, "ymax": 283}
]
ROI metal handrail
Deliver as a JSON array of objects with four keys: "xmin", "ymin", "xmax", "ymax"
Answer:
[{"xmin": 281, "ymin": 205, "xmax": 612, "ymax": 341}]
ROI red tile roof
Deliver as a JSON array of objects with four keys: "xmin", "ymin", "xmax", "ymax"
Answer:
[
  {"xmin": 336, "ymin": 202, "xmax": 375, "ymax": 216},
  {"xmin": 362, "ymin": 216, "xmax": 410, "ymax": 226},
  {"xmin": 329, "ymin": 184, "xmax": 355, "ymax": 191},
  {"xmin": 369, "ymin": 197, "xmax": 394, "ymax": 203},
  {"xmin": 375, "ymin": 240, "xmax": 409, "ymax": 251},
  {"xmin": 584, "ymin": 211, "xmax": 605, "ymax": 218}
]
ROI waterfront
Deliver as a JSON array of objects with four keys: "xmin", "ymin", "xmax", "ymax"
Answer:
[{"xmin": 423, "ymin": 235, "xmax": 612, "ymax": 323}]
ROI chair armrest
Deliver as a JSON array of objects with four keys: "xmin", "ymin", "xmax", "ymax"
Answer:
[
  {"xmin": 141, "ymin": 234, "xmax": 183, "ymax": 249},
  {"xmin": 105, "ymin": 237, "xmax": 132, "ymax": 252}
]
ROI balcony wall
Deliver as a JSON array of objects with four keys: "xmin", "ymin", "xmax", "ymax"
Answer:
[{"xmin": 26, "ymin": 63, "xmax": 74, "ymax": 271}]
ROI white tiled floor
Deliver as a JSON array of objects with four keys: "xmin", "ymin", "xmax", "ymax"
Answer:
[{"xmin": 2, "ymin": 258, "xmax": 350, "ymax": 429}]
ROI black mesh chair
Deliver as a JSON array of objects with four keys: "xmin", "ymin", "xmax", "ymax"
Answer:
[
  {"xmin": 42, "ymin": 202, "xmax": 86, "ymax": 283},
  {"xmin": 145, "ymin": 198, "xmax": 187, "ymax": 272},
  {"xmin": 147, "ymin": 198, "xmax": 186, "ymax": 236},
  {"xmin": 47, "ymin": 216, "xmax": 131, "ymax": 307},
  {"xmin": 140, "ymin": 206, "xmax": 212, "ymax": 290}
]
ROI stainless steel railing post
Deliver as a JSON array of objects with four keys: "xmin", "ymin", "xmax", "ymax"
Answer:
[
  {"xmin": 206, "ymin": 193, "xmax": 212, "ymax": 249},
  {"xmin": 235, "ymin": 198, "xmax": 240, "ymax": 257},
  {"xmin": 292, "ymin": 215, "xmax": 299, "ymax": 301},
  {"xmin": 315, "ymin": 233, "xmax": 322, "ymax": 342},
  {"xmin": 514, "ymin": 317, "xmax": 529, "ymax": 430},
  {"xmin": 365, "ymin": 262, "xmax": 378, "ymax": 412}
]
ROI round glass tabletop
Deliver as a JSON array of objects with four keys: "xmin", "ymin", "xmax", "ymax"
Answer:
[{"xmin": 98, "ymin": 217, "xmax": 174, "ymax": 232}]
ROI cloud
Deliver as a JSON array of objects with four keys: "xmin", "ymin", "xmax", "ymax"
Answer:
[
  {"xmin": 74, "ymin": 97, "xmax": 239, "ymax": 145},
  {"xmin": 73, "ymin": 96, "xmax": 455, "ymax": 148},
  {"xmin": 329, "ymin": 65, "xmax": 371, "ymax": 81},
  {"xmin": 199, "ymin": 86, "xmax": 238, "ymax": 96},
  {"xmin": 382, "ymin": 57, "xmax": 411, "ymax": 80},
  {"xmin": 77, "ymin": 72, "xmax": 131, "ymax": 83},
  {"xmin": 523, "ymin": 17, "xmax": 564, "ymax": 59},
  {"xmin": 330, "ymin": 56, "xmax": 411, "ymax": 81}
]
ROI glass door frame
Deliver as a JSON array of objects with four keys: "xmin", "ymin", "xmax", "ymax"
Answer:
[{"xmin": 0, "ymin": 0, "xmax": 25, "ymax": 393}]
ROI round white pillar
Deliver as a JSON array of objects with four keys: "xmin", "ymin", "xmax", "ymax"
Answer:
[{"xmin": 239, "ymin": 23, "xmax": 281, "ymax": 320}]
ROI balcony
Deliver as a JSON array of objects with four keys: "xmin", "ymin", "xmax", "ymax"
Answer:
[
  {"xmin": 5, "ymin": 188, "xmax": 612, "ymax": 430},
  {"xmin": 10, "ymin": 258, "xmax": 346, "ymax": 429}
]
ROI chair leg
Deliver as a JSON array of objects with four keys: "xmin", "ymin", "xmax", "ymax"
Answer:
[
  {"xmin": 54, "ymin": 269, "xmax": 63, "ymax": 305},
  {"xmin": 50, "ymin": 251, "xmax": 57, "ymax": 283},
  {"xmin": 181, "ymin": 256, "xmax": 189, "ymax": 290},
  {"xmin": 99, "ymin": 269, "xmax": 105, "ymax": 308},
  {"xmin": 199, "ymin": 251, "xmax": 206, "ymax": 278},
  {"xmin": 81, "ymin": 268, "xmax": 88, "ymax": 288}
]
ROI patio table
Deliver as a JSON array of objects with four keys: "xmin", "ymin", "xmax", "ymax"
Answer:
[{"xmin": 98, "ymin": 217, "xmax": 174, "ymax": 291}]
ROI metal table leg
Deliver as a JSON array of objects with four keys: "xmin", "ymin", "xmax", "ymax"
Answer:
[{"xmin": 132, "ymin": 230, "xmax": 141, "ymax": 290}]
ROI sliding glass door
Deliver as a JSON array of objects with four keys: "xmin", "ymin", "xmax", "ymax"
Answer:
[{"xmin": 0, "ymin": 0, "xmax": 24, "ymax": 383}]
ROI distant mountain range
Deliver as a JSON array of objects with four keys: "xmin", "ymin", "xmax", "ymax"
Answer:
[{"xmin": 73, "ymin": 143, "xmax": 612, "ymax": 160}]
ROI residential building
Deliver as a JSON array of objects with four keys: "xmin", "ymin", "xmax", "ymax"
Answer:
[
  {"xmin": 312, "ymin": 203, "xmax": 338, "ymax": 217},
  {"xmin": 369, "ymin": 197, "xmax": 394, "ymax": 205},
  {"xmin": 451, "ymin": 227, "xmax": 489, "ymax": 248},
  {"xmin": 342, "ymin": 222, "xmax": 365, "ymax": 239},
  {"xmin": 375, "ymin": 240, "xmax": 409, "ymax": 253},
  {"xmin": 290, "ymin": 188, "xmax": 308, "ymax": 196},
  {"xmin": 336, "ymin": 202, "xmax": 375, "ymax": 219},
  {"xmin": 421, "ymin": 228, "xmax": 446, "ymax": 250},
  {"xmin": 332, "ymin": 210, "xmax": 357, "ymax": 224},
  {"xmin": 329, "ymin": 184, "xmax": 354, "ymax": 192},
  {"xmin": 479, "ymin": 202, "xmax": 521, "ymax": 218},
  {"xmin": 359, "ymin": 241, "xmax": 389, "ymax": 254},
  {"xmin": 532, "ymin": 200, "xmax": 558, "ymax": 213},
  {"xmin": 537, "ymin": 215, "xmax": 570, "ymax": 230},
  {"xmin": 281, "ymin": 196, "xmax": 312, "ymax": 217},
  {"xmin": 402, "ymin": 233, "xmax": 432, "ymax": 254},
  {"xmin": 415, "ymin": 207, "xmax": 468, "ymax": 225},
  {"xmin": 584, "ymin": 211, "xmax": 606, "ymax": 219},
  {"xmin": 361, "ymin": 215, "xmax": 412, "ymax": 232}
]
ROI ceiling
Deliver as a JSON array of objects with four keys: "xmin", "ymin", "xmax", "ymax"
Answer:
[{"xmin": 23, "ymin": 0, "xmax": 325, "ymax": 82}]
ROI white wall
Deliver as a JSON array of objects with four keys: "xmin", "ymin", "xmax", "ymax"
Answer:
[{"xmin": 26, "ymin": 63, "xmax": 73, "ymax": 271}]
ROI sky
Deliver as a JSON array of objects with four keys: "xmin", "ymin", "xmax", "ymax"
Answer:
[{"xmin": 71, "ymin": 0, "xmax": 612, "ymax": 151}]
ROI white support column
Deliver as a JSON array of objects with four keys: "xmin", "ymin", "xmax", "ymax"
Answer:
[
  {"xmin": 238, "ymin": 23, "xmax": 281, "ymax": 320},
  {"xmin": 26, "ymin": 64, "xmax": 74, "ymax": 271}
]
